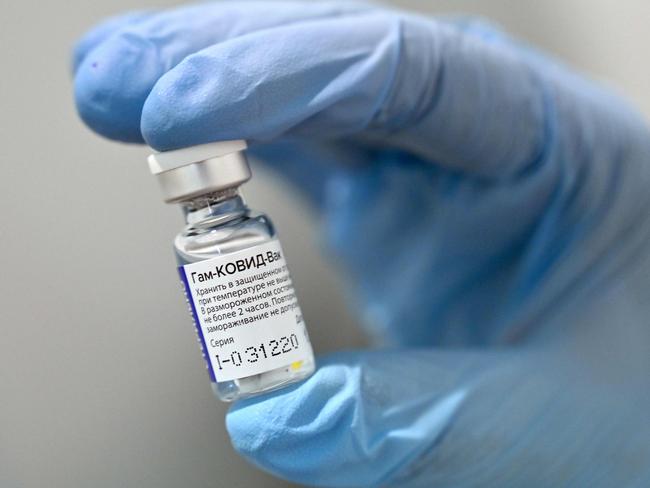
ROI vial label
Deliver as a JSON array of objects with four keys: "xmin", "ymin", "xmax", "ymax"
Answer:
[{"xmin": 178, "ymin": 239, "xmax": 313, "ymax": 382}]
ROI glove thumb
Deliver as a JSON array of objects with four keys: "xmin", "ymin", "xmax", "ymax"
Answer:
[{"xmin": 226, "ymin": 350, "xmax": 470, "ymax": 487}]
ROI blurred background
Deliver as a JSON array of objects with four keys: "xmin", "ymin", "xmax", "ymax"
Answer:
[{"xmin": 1, "ymin": 1, "xmax": 649, "ymax": 487}]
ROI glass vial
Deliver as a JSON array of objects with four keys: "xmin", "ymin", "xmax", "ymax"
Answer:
[{"xmin": 148, "ymin": 141, "xmax": 315, "ymax": 401}]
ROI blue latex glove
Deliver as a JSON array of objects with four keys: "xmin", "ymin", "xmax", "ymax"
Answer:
[{"xmin": 73, "ymin": 2, "xmax": 650, "ymax": 486}]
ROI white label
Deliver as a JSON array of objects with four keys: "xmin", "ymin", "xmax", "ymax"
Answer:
[{"xmin": 179, "ymin": 239, "xmax": 313, "ymax": 382}]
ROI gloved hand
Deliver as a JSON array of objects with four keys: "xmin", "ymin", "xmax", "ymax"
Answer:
[{"xmin": 73, "ymin": 2, "xmax": 650, "ymax": 486}]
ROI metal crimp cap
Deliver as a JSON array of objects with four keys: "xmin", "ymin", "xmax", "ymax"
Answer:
[{"xmin": 147, "ymin": 140, "xmax": 251, "ymax": 203}]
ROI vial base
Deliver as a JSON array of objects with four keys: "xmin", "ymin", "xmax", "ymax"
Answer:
[{"xmin": 212, "ymin": 357, "xmax": 316, "ymax": 402}]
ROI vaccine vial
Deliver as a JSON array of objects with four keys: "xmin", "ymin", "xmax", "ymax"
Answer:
[{"xmin": 148, "ymin": 140, "xmax": 315, "ymax": 402}]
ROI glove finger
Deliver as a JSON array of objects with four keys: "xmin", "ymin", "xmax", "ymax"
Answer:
[
  {"xmin": 73, "ymin": 1, "xmax": 371, "ymax": 143},
  {"xmin": 141, "ymin": 11, "xmax": 548, "ymax": 178},
  {"xmin": 226, "ymin": 350, "xmax": 471, "ymax": 487},
  {"xmin": 72, "ymin": 10, "xmax": 152, "ymax": 74}
]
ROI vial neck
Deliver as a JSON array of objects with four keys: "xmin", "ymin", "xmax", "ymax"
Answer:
[{"xmin": 181, "ymin": 188, "xmax": 248, "ymax": 227}]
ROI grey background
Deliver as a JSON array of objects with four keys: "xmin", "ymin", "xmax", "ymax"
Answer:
[{"xmin": 2, "ymin": 1, "xmax": 649, "ymax": 487}]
